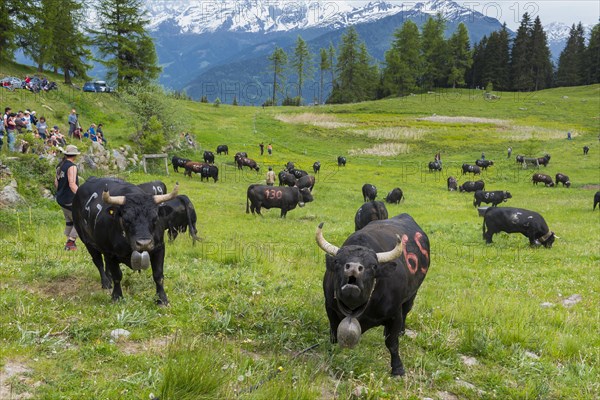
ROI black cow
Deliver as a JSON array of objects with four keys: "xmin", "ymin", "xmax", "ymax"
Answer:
[
  {"xmin": 515, "ymin": 155, "xmax": 525, "ymax": 164},
  {"xmin": 246, "ymin": 185, "xmax": 314, "ymax": 218},
  {"xmin": 72, "ymin": 177, "xmax": 179, "ymax": 304},
  {"xmin": 296, "ymin": 175, "xmax": 315, "ymax": 191},
  {"xmin": 462, "ymin": 163, "xmax": 481, "ymax": 175},
  {"xmin": 200, "ymin": 164, "xmax": 219, "ymax": 182},
  {"xmin": 447, "ymin": 176, "xmax": 458, "ymax": 191},
  {"xmin": 171, "ymin": 156, "xmax": 190, "ymax": 173},
  {"xmin": 203, "ymin": 151, "xmax": 215, "ymax": 164},
  {"xmin": 234, "ymin": 152, "xmax": 248, "ymax": 163},
  {"xmin": 337, "ymin": 156, "xmax": 346, "ymax": 167},
  {"xmin": 475, "ymin": 159, "xmax": 494, "ymax": 170},
  {"xmin": 583, "ymin": 146, "xmax": 589, "ymax": 155},
  {"xmin": 354, "ymin": 201, "xmax": 388, "ymax": 231},
  {"xmin": 555, "ymin": 173, "xmax": 570, "ymax": 188},
  {"xmin": 473, "ymin": 190, "xmax": 512, "ymax": 207},
  {"xmin": 158, "ymin": 195, "xmax": 200, "ymax": 242},
  {"xmin": 289, "ymin": 168, "xmax": 308, "ymax": 179},
  {"xmin": 362, "ymin": 184, "xmax": 377, "ymax": 202},
  {"xmin": 532, "ymin": 173, "xmax": 554, "ymax": 187},
  {"xmin": 459, "ymin": 180, "xmax": 485, "ymax": 192},
  {"xmin": 216, "ymin": 145, "xmax": 228, "ymax": 155},
  {"xmin": 537, "ymin": 154, "xmax": 551, "ymax": 167},
  {"xmin": 278, "ymin": 171, "xmax": 297, "ymax": 187},
  {"xmin": 594, "ymin": 191, "xmax": 600, "ymax": 210},
  {"xmin": 137, "ymin": 180, "xmax": 167, "ymax": 196},
  {"xmin": 316, "ymin": 214, "xmax": 430, "ymax": 376},
  {"xmin": 428, "ymin": 161, "xmax": 442, "ymax": 172},
  {"xmin": 285, "ymin": 161, "xmax": 295, "ymax": 171},
  {"xmin": 385, "ymin": 188, "xmax": 404, "ymax": 204},
  {"xmin": 237, "ymin": 157, "xmax": 260, "ymax": 172},
  {"xmin": 313, "ymin": 161, "xmax": 321, "ymax": 174},
  {"xmin": 483, "ymin": 207, "xmax": 555, "ymax": 248}
]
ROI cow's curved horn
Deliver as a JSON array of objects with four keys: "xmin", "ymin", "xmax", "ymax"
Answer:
[
  {"xmin": 315, "ymin": 222, "xmax": 339, "ymax": 256},
  {"xmin": 102, "ymin": 186, "xmax": 126, "ymax": 205},
  {"xmin": 153, "ymin": 182, "xmax": 179, "ymax": 204},
  {"xmin": 376, "ymin": 235, "xmax": 403, "ymax": 263}
]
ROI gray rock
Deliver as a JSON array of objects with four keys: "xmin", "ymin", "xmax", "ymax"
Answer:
[
  {"xmin": 460, "ymin": 355, "xmax": 478, "ymax": 366},
  {"xmin": 540, "ymin": 302, "xmax": 555, "ymax": 308},
  {"xmin": 110, "ymin": 329, "xmax": 131, "ymax": 340},
  {"xmin": 562, "ymin": 294, "xmax": 582, "ymax": 308},
  {"xmin": 0, "ymin": 184, "xmax": 24, "ymax": 207},
  {"xmin": 112, "ymin": 150, "xmax": 128, "ymax": 171}
]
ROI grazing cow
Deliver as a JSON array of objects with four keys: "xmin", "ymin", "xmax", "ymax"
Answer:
[
  {"xmin": 447, "ymin": 176, "xmax": 458, "ymax": 191},
  {"xmin": 316, "ymin": 213, "xmax": 430, "ymax": 376},
  {"xmin": 537, "ymin": 154, "xmax": 551, "ymax": 167},
  {"xmin": 216, "ymin": 145, "xmax": 228, "ymax": 155},
  {"xmin": 385, "ymin": 188, "xmax": 404, "ymax": 204},
  {"xmin": 354, "ymin": 201, "xmax": 388, "ymax": 231},
  {"xmin": 234, "ymin": 152, "xmax": 248, "ymax": 163},
  {"xmin": 337, "ymin": 156, "xmax": 346, "ymax": 167},
  {"xmin": 313, "ymin": 161, "xmax": 321, "ymax": 174},
  {"xmin": 583, "ymin": 146, "xmax": 589, "ymax": 155},
  {"xmin": 473, "ymin": 190, "xmax": 512, "ymax": 207},
  {"xmin": 137, "ymin": 181, "xmax": 167, "ymax": 196},
  {"xmin": 594, "ymin": 191, "xmax": 600, "ymax": 210},
  {"xmin": 246, "ymin": 185, "xmax": 313, "ymax": 218},
  {"xmin": 296, "ymin": 175, "xmax": 315, "ymax": 191},
  {"xmin": 475, "ymin": 159, "xmax": 494, "ymax": 170},
  {"xmin": 171, "ymin": 156, "xmax": 190, "ymax": 173},
  {"xmin": 183, "ymin": 161, "xmax": 208, "ymax": 177},
  {"xmin": 203, "ymin": 151, "xmax": 215, "ymax": 164},
  {"xmin": 428, "ymin": 161, "xmax": 442, "ymax": 172},
  {"xmin": 200, "ymin": 164, "xmax": 219, "ymax": 182},
  {"xmin": 237, "ymin": 157, "xmax": 260, "ymax": 172},
  {"xmin": 515, "ymin": 155, "xmax": 525, "ymax": 164},
  {"xmin": 362, "ymin": 184, "xmax": 377, "ymax": 202},
  {"xmin": 72, "ymin": 177, "xmax": 179, "ymax": 304},
  {"xmin": 289, "ymin": 168, "xmax": 308, "ymax": 179},
  {"xmin": 158, "ymin": 195, "xmax": 200, "ymax": 242},
  {"xmin": 278, "ymin": 171, "xmax": 297, "ymax": 187},
  {"xmin": 462, "ymin": 164, "xmax": 481, "ymax": 175},
  {"xmin": 532, "ymin": 173, "xmax": 554, "ymax": 187},
  {"xmin": 483, "ymin": 207, "xmax": 555, "ymax": 248},
  {"xmin": 459, "ymin": 180, "xmax": 485, "ymax": 192},
  {"xmin": 285, "ymin": 161, "xmax": 295, "ymax": 171},
  {"xmin": 555, "ymin": 173, "xmax": 570, "ymax": 188}
]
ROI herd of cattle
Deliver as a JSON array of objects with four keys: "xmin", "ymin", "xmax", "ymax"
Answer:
[{"xmin": 67, "ymin": 145, "xmax": 597, "ymax": 377}]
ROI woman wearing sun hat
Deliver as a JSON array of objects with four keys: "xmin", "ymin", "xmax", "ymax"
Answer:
[{"xmin": 54, "ymin": 144, "xmax": 80, "ymax": 250}]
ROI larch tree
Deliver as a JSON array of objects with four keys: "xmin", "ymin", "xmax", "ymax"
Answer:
[
  {"xmin": 319, "ymin": 48, "xmax": 331, "ymax": 104},
  {"xmin": 268, "ymin": 46, "xmax": 287, "ymax": 105},
  {"xmin": 421, "ymin": 15, "xmax": 449, "ymax": 89},
  {"xmin": 290, "ymin": 35, "xmax": 313, "ymax": 104},
  {"xmin": 381, "ymin": 20, "xmax": 421, "ymax": 96},
  {"xmin": 447, "ymin": 22, "xmax": 472, "ymax": 88}
]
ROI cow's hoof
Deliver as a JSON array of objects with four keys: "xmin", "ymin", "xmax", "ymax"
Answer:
[
  {"xmin": 391, "ymin": 367, "xmax": 405, "ymax": 377},
  {"xmin": 156, "ymin": 297, "xmax": 169, "ymax": 306}
]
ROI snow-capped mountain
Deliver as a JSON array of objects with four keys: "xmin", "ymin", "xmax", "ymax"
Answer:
[{"xmin": 544, "ymin": 21, "xmax": 592, "ymax": 61}]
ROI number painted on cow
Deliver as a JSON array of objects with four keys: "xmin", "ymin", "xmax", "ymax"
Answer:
[
  {"xmin": 403, "ymin": 232, "xmax": 429, "ymax": 275},
  {"xmin": 265, "ymin": 189, "xmax": 283, "ymax": 200}
]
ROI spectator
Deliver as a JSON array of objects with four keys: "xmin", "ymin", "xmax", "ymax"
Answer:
[
  {"xmin": 567, "ymin": 131, "xmax": 572, "ymax": 140},
  {"xmin": 68, "ymin": 109, "xmax": 77, "ymax": 138},
  {"xmin": 266, "ymin": 167, "xmax": 275, "ymax": 186},
  {"xmin": 54, "ymin": 144, "xmax": 80, "ymax": 251},
  {"xmin": 15, "ymin": 111, "xmax": 28, "ymax": 132},
  {"xmin": 507, "ymin": 146, "xmax": 512, "ymax": 159},
  {"xmin": 6, "ymin": 113, "xmax": 17, "ymax": 151},
  {"xmin": 259, "ymin": 142, "xmax": 264, "ymax": 155},
  {"xmin": 23, "ymin": 110, "xmax": 32, "ymax": 131},
  {"xmin": 36, "ymin": 116, "xmax": 48, "ymax": 140},
  {"xmin": 481, "ymin": 152, "xmax": 485, "ymax": 160},
  {"xmin": 89, "ymin": 124, "xmax": 97, "ymax": 142},
  {"xmin": 0, "ymin": 117, "xmax": 4, "ymax": 152},
  {"xmin": 97, "ymin": 123, "xmax": 106, "ymax": 144},
  {"xmin": 54, "ymin": 126, "xmax": 66, "ymax": 146},
  {"xmin": 29, "ymin": 110, "xmax": 38, "ymax": 126},
  {"xmin": 267, "ymin": 143, "xmax": 272, "ymax": 155}
]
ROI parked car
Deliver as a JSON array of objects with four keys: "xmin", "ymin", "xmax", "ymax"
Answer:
[
  {"xmin": 83, "ymin": 80, "xmax": 114, "ymax": 93},
  {"xmin": 82, "ymin": 81, "xmax": 97, "ymax": 92},
  {"xmin": 1, "ymin": 77, "xmax": 22, "ymax": 91}
]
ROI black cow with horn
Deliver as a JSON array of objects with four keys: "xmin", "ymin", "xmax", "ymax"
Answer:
[
  {"xmin": 354, "ymin": 201, "xmax": 388, "ymax": 231},
  {"xmin": 482, "ymin": 207, "xmax": 556, "ymax": 247},
  {"xmin": 72, "ymin": 177, "xmax": 179, "ymax": 304},
  {"xmin": 316, "ymin": 214, "xmax": 430, "ymax": 376}
]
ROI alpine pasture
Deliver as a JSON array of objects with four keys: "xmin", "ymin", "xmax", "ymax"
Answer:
[{"xmin": 1, "ymin": 82, "xmax": 599, "ymax": 399}]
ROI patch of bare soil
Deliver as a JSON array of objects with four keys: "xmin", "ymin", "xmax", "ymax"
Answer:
[
  {"xmin": 582, "ymin": 185, "xmax": 600, "ymax": 190},
  {"xmin": 417, "ymin": 115, "xmax": 509, "ymax": 125},
  {"xmin": 118, "ymin": 335, "xmax": 174, "ymax": 355},
  {"xmin": 0, "ymin": 360, "xmax": 34, "ymax": 399},
  {"xmin": 33, "ymin": 275, "xmax": 91, "ymax": 299},
  {"xmin": 275, "ymin": 113, "xmax": 355, "ymax": 128},
  {"xmin": 354, "ymin": 127, "xmax": 425, "ymax": 140},
  {"xmin": 349, "ymin": 143, "xmax": 410, "ymax": 157}
]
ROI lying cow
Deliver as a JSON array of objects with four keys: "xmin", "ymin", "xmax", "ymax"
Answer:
[
  {"xmin": 159, "ymin": 195, "xmax": 200, "ymax": 242},
  {"xmin": 216, "ymin": 144, "xmax": 228, "ymax": 155},
  {"xmin": 459, "ymin": 180, "xmax": 485, "ymax": 192},
  {"xmin": 354, "ymin": 201, "xmax": 388, "ymax": 231},
  {"xmin": 555, "ymin": 173, "xmax": 570, "ymax": 188},
  {"xmin": 532, "ymin": 173, "xmax": 554, "ymax": 187},
  {"xmin": 246, "ymin": 185, "xmax": 313, "ymax": 218},
  {"xmin": 72, "ymin": 177, "xmax": 179, "ymax": 304},
  {"xmin": 385, "ymin": 188, "xmax": 404, "ymax": 204},
  {"xmin": 337, "ymin": 156, "xmax": 346, "ymax": 167},
  {"xmin": 482, "ymin": 207, "xmax": 555, "ymax": 248},
  {"xmin": 362, "ymin": 184, "xmax": 377, "ymax": 202},
  {"xmin": 473, "ymin": 190, "xmax": 512, "ymax": 207},
  {"xmin": 171, "ymin": 155, "xmax": 190, "ymax": 173},
  {"xmin": 475, "ymin": 159, "xmax": 494, "ymax": 170},
  {"xmin": 428, "ymin": 161, "xmax": 442, "ymax": 172},
  {"xmin": 447, "ymin": 176, "xmax": 458, "ymax": 191},
  {"xmin": 462, "ymin": 163, "xmax": 481, "ymax": 175},
  {"xmin": 316, "ymin": 213, "xmax": 430, "ymax": 376},
  {"xmin": 594, "ymin": 191, "xmax": 600, "ymax": 210}
]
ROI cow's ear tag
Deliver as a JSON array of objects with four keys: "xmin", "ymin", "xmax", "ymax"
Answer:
[{"xmin": 108, "ymin": 208, "xmax": 114, "ymax": 216}]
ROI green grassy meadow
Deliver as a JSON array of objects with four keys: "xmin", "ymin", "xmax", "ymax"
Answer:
[{"xmin": 1, "ymin": 64, "xmax": 599, "ymax": 399}]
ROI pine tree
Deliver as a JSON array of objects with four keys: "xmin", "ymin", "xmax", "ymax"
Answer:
[
  {"xmin": 23, "ymin": 0, "xmax": 61, "ymax": 72},
  {"xmin": 511, "ymin": 13, "xmax": 534, "ymax": 91},
  {"xmin": 319, "ymin": 48, "xmax": 330, "ymax": 104},
  {"xmin": 467, "ymin": 36, "xmax": 487, "ymax": 88},
  {"xmin": 92, "ymin": 0, "xmax": 161, "ymax": 86},
  {"xmin": 556, "ymin": 23, "xmax": 587, "ymax": 86},
  {"xmin": 0, "ymin": 0, "xmax": 32, "ymax": 64},
  {"xmin": 268, "ymin": 47, "xmax": 287, "ymax": 105},
  {"xmin": 448, "ymin": 23, "xmax": 472, "ymax": 88},
  {"xmin": 290, "ymin": 35, "xmax": 313, "ymax": 104},
  {"xmin": 421, "ymin": 15, "xmax": 449, "ymax": 89},
  {"xmin": 585, "ymin": 23, "xmax": 600, "ymax": 84},
  {"xmin": 530, "ymin": 16, "xmax": 553, "ymax": 90},
  {"xmin": 381, "ymin": 20, "xmax": 421, "ymax": 96},
  {"xmin": 328, "ymin": 42, "xmax": 336, "ymax": 88}
]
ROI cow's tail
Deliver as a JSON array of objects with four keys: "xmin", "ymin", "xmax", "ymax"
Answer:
[
  {"xmin": 182, "ymin": 197, "xmax": 200, "ymax": 243},
  {"xmin": 246, "ymin": 191, "xmax": 250, "ymax": 214}
]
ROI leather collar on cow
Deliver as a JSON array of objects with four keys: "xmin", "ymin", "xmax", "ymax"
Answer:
[
  {"xmin": 334, "ymin": 278, "xmax": 376, "ymax": 319},
  {"xmin": 540, "ymin": 231, "xmax": 554, "ymax": 242}
]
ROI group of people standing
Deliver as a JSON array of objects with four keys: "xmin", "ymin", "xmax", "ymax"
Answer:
[{"xmin": 259, "ymin": 142, "xmax": 273, "ymax": 156}]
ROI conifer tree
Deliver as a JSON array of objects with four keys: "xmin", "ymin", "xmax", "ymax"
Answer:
[
  {"xmin": 24, "ymin": 0, "xmax": 61, "ymax": 72},
  {"xmin": 319, "ymin": 48, "xmax": 330, "ymax": 104},
  {"xmin": 556, "ymin": 23, "xmax": 587, "ymax": 86},
  {"xmin": 447, "ymin": 23, "xmax": 472, "ymax": 88},
  {"xmin": 467, "ymin": 36, "xmax": 487, "ymax": 88},
  {"xmin": 585, "ymin": 23, "xmax": 600, "ymax": 84},
  {"xmin": 0, "ymin": 0, "xmax": 32, "ymax": 64},
  {"xmin": 92, "ymin": 0, "xmax": 161, "ymax": 86},
  {"xmin": 290, "ymin": 35, "xmax": 313, "ymax": 104},
  {"xmin": 381, "ymin": 20, "xmax": 421, "ymax": 96},
  {"xmin": 530, "ymin": 16, "xmax": 553, "ymax": 90},
  {"xmin": 268, "ymin": 47, "xmax": 287, "ymax": 105},
  {"xmin": 328, "ymin": 42, "xmax": 336, "ymax": 88},
  {"xmin": 421, "ymin": 15, "xmax": 449, "ymax": 89},
  {"xmin": 511, "ymin": 13, "xmax": 534, "ymax": 91}
]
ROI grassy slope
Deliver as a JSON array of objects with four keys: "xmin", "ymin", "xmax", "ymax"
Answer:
[{"xmin": 1, "ymin": 62, "xmax": 599, "ymax": 399}]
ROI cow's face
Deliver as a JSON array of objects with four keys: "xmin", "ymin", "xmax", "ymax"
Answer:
[
  {"xmin": 540, "ymin": 232, "xmax": 555, "ymax": 248},
  {"xmin": 299, "ymin": 188, "xmax": 314, "ymax": 204},
  {"xmin": 120, "ymin": 195, "xmax": 161, "ymax": 252},
  {"xmin": 504, "ymin": 192, "xmax": 512, "ymax": 200}
]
